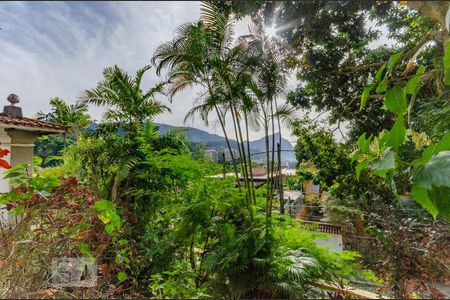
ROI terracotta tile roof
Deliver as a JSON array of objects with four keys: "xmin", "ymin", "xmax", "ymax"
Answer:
[{"xmin": 0, "ymin": 116, "xmax": 67, "ymax": 133}]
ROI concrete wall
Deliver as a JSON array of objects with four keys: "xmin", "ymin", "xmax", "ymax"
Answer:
[
  {"xmin": 315, "ymin": 233, "xmax": 344, "ymax": 252},
  {"xmin": 8, "ymin": 129, "xmax": 37, "ymax": 167},
  {"xmin": 10, "ymin": 146, "xmax": 34, "ymax": 167}
]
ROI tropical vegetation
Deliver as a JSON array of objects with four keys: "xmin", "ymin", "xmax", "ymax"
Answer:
[{"xmin": 0, "ymin": 1, "xmax": 448, "ymax": 299}]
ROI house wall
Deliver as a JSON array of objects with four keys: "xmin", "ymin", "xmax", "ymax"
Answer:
[
  {"xmin": 303, "ymin": 180, "xmax": 320, "ymax": 195},
  {"xmin": 0, "ymin": 128, "xmax": 38, "ymax": 226},
  {"xmin": 8, "ymin": 129, "xmax": 38, "ymax": 167},
  {"xmin": 0, "ymin": 128, "xmax": 12, "ymax": 226}
]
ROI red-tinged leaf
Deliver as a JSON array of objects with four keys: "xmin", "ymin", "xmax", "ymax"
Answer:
[
  {"xmin": 86, "ymin": 196, "xmax": 95, "ymax": 204},
  {"xmin": 114, "ymin": 285, "xmax": 125, "ymax": 294},
  {"xmin": 0, "ymin": 148, "xmax": 10, "ymax": 158},
  {"xmin": 0, "ymin": 159, "xmax": 11, "ymax": 169}
]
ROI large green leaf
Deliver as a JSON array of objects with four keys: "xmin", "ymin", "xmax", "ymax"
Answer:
[
  {"xmin": 371, "ymin": 149, "xmax": 395, "ymax": 178},
  {"xmin": 356, "ymin": 159, "xmax": 369, "ymax": 181},
  {"xmin": 360, "ymin": 86, "xmax": 371, "ymax": 111},
  {"xmin": 386, "ymin": 51, "xmax": 403, "ymax": 74},
  {"xmin": 413, "ymin": 151, "xmax": 450, "ymax": 189},
  {"xmin": 413, "ymin": 151, "xmax": 450, "ymax": 219},
  {"xmin": 414, "ymin": 132, "xmax": 450, "ymax": 166},
  {"xmin": 405, "ymin": 76, "xmax": 420, "ymax": 95},
  {"xmin": 376, "ymin": 79, "xmax": 387, "ymax": 93},
  {"xmin": 428, "ymin": 186, "xmax": 450, "ymax": 220},
  {"xmin": 411, "ymin": 183, "xmax": 438, "ymax": 219},
  {"xmin": 384, "ymin": 86, "xmax": 407, "ymax": 114},
  {"xmin": 357, "ymin": 133, "xmax": 372, "ymax": 153},
  {"xmin": 406, "ymin": 66, "xmax": 425, "ymax": 96},
  {"xmin": 387, "ymin": 114, "xmax": 406, "ymax": 149},
  {"xmin": 375, "ymin": 63, "xmax": 386, "ymax": 81}
]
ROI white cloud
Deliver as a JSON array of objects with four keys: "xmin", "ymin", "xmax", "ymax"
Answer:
[{"xmin": 0, "ymin": 1, "xmax": 300, "ymax": 144}]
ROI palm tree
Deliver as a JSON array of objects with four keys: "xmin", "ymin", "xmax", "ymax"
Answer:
[
  {"xmin": 152, "ymin": 5, "xmax": 246, "ymax": 190},
  {"xmin": 80, "ymin": 65, "xmax": 169, "ymax": 135},
  {"xmin": 242, "ymin": 19, "xmax": 290, "ymax": 222},
  {"xmin": 36, "ymin": 97, "xmax": 91, "ymax": 146}
]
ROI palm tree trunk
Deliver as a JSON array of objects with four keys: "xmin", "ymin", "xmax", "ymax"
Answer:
[
  {"xmin": 224, "ymin": 73, "xmax": 251, "ymax": 204},
  {"xmin": 275, "ymin": 99, "xmax": 284, "ymax": 213},
  {"xmin": 231, "ymin": 103, "xmax": 252, "ymax": 206},
  {"xmin": 206, "ymin": 80, "xmax": 240, "ymax": 187},
  {"xmin": 261, "ymin": 103, "xmax": 272, "ymax": 228},
  {"xmin": 244, "ymin": 111, "xmax": 256, "ymax": 205},
  {"xmin": 214, "ymin": 105, "xmax": 240, "ymax": 187},
  {"xmin": 264, "ymin": 120, "xmax": 272, "ymax": 237},
  {"xmin": 230, "ymin": 104, "xmax": 250, "ymax": 204},
  {"xmin": 222, "ymin": 74, "xmax": 252, "ymax": 204},
  {"xmin": 269, "ymin": 99, "xmax": 276, "ymax": 215}
]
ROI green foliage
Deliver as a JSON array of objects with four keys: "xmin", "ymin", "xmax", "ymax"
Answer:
[
  {"xmin": 0, "ymin": 167, "xmax": 121, "ymax": 297},
  {"xmin": 292, "ymin": 118, "xmax": 352, "ymax": 188},
  {"xmin": 384, "ymin": 87, "xmax": 407, "ymax": 115},
  {"xmin": 149, "ymin": 262, "xmax": 210, "ymax": 299},
  {"xmin": 94, "ymin": 199, "xmax": 121, "ymax": 236},
  {"xmin": 34, "ymin": 134, "xmax": 76, "ymax": 167},
  {"xmin": 354, "ymin": 51, "xmax": 450, "ymax": 220},
  {"xmin": 413, "ymin": 91, "xmax": 450, "ymax": 140},
  {"xmin": 81, "ymin": 65, "xmax": 169, "ymax": 135},
  {"xmin": 387, "ymin": 114, "xmax": 406, "ymax": 148},
  {"xmin": 0, "ymin": 162, "xmax": 60, "ymax": 211},
  {"xmin": 36, "ymin": 97, "xmax": 90, "ymax": 137},
  {"xmin": 228, "ymin": 1, "xmax": 444, "ymax": 141},
  {"xmin": 412, "ymin": 151, "xmax": 450, "ymax": 219},
  {"xmin": 444, "ymin": 41, "xmax": 450, "ymax": 85}
]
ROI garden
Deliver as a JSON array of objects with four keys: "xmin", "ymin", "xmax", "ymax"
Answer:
[{"xmin": 0, "ymin": 1, "xmax": 449, "ymax": 299}]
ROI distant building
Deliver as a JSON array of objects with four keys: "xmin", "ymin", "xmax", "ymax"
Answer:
[
  {"xmin": 251, "ymin": 166, "xmax": 267, "ymax": 176},
  {"xmin": 204, "ymin": 149, "xmax": 218, "ymax": 162},
  {"xmin": 223, "ymin": 148, "xmax": 238, "ymax": 162},
  {"xmin": 287, "ymin": 161, "xmax": 297, "ymax": 168},
  {"xmin": 281, "ymin": 168, "xmax": 296, "ymax": 176}
]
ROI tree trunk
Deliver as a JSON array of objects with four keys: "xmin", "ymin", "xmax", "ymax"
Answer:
[
  {"xmin": 244, "ymin": 111, "xmax": 256, "ymax": 205},
  {"xmin": 214, "ymin": 105, "xmax": 240, "ymax": 187},
  {"xmin": 110, "ymin": 175, "xmax": 121, "ymax": 203},
  {"xmin": 232, "ymin": 103, "xmax": 252, "ymax": 206},
  {"xmin": 269, "ymin": 100, "xmax": 276, "ymax": 215},
  {"xmin": 275, "ymin": 98, "xmax": 284, "ymax": 213},
  {"xmin": 264, "ymin": 120, "xmax": 272, "ymax": 240},
  {"xmin": 405, "ymin": 2, "xmax": 449, "ymax": 33}
]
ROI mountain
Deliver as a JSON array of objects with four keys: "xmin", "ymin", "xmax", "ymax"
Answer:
[
  {"xmin": 156, "ymin": 123, "xmax": 225, "ymax": 143},
  {"xmin": 85, "ymin": 122, "xmax": 297, "ymax": 164},
  {"xmin": 156, "ymin": 123, "xmax": 297, "ymax": 164}
]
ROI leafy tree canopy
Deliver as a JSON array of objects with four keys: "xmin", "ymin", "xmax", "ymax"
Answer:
[{"xmin": 224, "ymin": 0, "xmax": 447, "ymax": 140}]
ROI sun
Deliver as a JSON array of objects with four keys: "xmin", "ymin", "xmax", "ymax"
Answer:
[{"xmin": 266, "ymin": 25, "xmax": 277, "ymax": 38}]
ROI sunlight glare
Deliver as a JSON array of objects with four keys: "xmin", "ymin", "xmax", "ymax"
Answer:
[{"xmin": 266, "ymin": 25, "xmax": 277, "ymax": 38}]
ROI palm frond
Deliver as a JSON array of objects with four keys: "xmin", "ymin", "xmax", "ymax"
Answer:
[
  {"xmin": 116, "ymin": 155, "xmax": 140, "ymax": 181},
  {"xmin": 135, "ymin": 65, "xmax": 152, "ymax": 88},
  {"xmin": 276, "ymin": 103, "xmax": 299, "ymax": 128}
]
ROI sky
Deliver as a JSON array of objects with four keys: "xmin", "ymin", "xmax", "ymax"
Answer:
[{"xmin": 0, "ymin": 2, "xmax": 393, "ymax": 144}]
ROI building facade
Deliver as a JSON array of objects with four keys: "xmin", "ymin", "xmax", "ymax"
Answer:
[
  {"xmin": 204, "ymin": 149, "xmax": 218, "ymax": 162},
  {"xmin": 0, "ymin": 94, "xmax": 66, "ymax": 226}
]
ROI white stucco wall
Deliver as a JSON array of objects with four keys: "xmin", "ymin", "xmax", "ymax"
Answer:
[
  {"xmin": 0, "ymin": 128, "xmax": 12, "ymax": 226},
  {"xmin": 315, "ymin": 233, "xmax": 343, "ymax": 252},
  {"xmin": 0, "ymin": 128, "xmax": 38, "ymax": 226}
]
